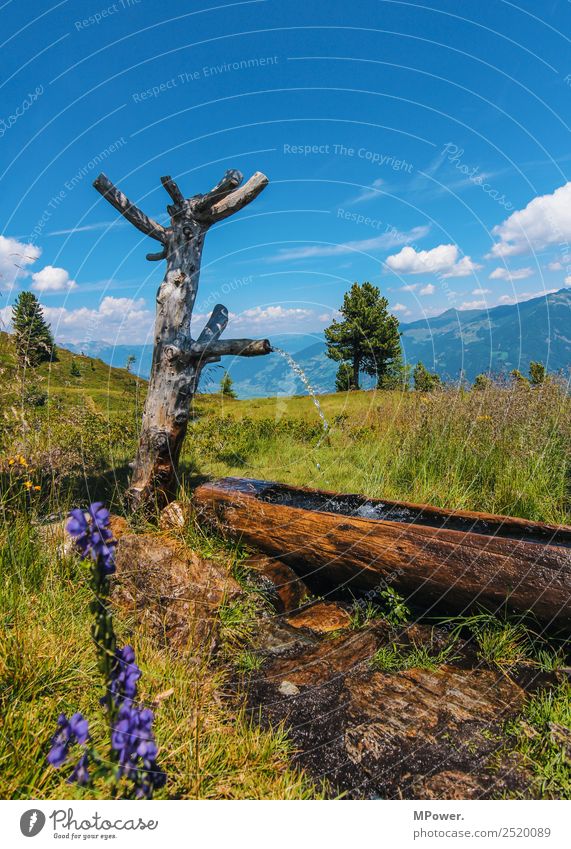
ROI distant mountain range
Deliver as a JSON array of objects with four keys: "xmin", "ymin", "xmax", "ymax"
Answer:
[{"xmin": 68, "ymin": 288, "xmax": 571, "ymax": 398}]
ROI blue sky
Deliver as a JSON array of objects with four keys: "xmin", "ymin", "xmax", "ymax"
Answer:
[{"xmin": 1, "ymin": 0, "xmax": 570, "ymax": 347}]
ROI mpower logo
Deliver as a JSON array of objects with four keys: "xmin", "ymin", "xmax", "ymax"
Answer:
[{"xmin": 20, "ymin": 810, "xmax": 46, "ymax": 837}]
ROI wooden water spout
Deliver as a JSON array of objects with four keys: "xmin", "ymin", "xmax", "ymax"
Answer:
[{"xmin": 193, "ymin": 477, "xmax": 571, "ymax": 626}]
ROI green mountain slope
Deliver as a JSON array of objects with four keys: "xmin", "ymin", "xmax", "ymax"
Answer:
[
  {"xmin": 0, "ymin": 330, "xmax": 145, "ymax": 416},
  {"xmin": 400, "ymin": 288, "xmax": 571, "ymax": 381}
]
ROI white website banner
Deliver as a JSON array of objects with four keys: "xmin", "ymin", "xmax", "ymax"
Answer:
[{"xmin": 2, "ymin": 799, "xmax": 569, "ymax": 848}]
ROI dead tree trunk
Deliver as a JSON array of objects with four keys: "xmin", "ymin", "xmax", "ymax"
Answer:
[{"xmin": 93, "ymin": 168, "xmax": 270, "ymax": 509}]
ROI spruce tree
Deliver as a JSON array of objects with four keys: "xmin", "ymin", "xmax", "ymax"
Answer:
[
  {"xmin": 529, "ymin": 361, "xmax": 546, "ymax": 386},
  {"xmin": 335, "ymin": 362, "xmax": 356, "ymax": 392},
  {"xmin": 325, "ymin": 282, "xmax": 401, "ymax": 390},
  {"xmin": 11, "ymin": 291, "xmax": 54, "ymax": 367},
  {"xmin": 220, "ymin": 371, "xmax": 237, "ymax": 398},
  {"xmin": 413, "ymin": 361, "xmax": 441, "ymax": 392}
]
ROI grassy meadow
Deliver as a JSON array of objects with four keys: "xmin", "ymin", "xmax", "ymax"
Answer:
[{"xmin": 1, "ymin": 332, "xmax": 570, "ymax": 799}]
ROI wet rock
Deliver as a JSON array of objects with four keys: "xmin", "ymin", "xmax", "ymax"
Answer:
[
  {"xmin": 247, "ymin": 623, "xmax": 530, "ymax": 799},
  {"xmin": 114, "ymin": 533, "xmax": 241, "ymax": 654},
  {"xmin": 285, "ymin": 601, "xmax": 352, "ymax": 633},
  {"xmin": 245, "ymin": 554, "xmax": 309, "ymax": 613}
]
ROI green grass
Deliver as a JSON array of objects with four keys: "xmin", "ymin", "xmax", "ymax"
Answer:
[
  {"xmin": 501, "ymin": 684, "xmax": 571, "ymax": 799},
  {"xmin": 370, "ymin": 636, "xmax": 461, "ymax": 673},
  {"xmin": 0, "ymin": 518, "xmax": 316, "ymax": 800},
  {"xmin": 185, "ymin": 380, "xmax": 571, "ymax": 524},
  {"xmin": 1, "ymin": 344, "xmax": 571, "ymax": 799}
]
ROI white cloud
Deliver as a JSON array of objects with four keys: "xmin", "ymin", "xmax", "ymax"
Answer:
[
  {"xmin": 386, "ymin": 243, "xmax": 481, "ymax": 278},
  {"xmin": 488, "ymin": 181, "xmax": 571, "ymax": 258},
  {"xmin": 497, "ymin": 288, "xmax": 561, "ymax": 306},
  {"xmin": 472, "ymin": 287, "xmax": 491, "ymax": 295},
  {"xmin": 31, "ymin": 264, "xmax": 77, "ymax": 292},
  {"xmin": 192, "ymin": 304, "xmax": 323, "ymax": 335},
  {"xmin": 42, "ymin": 296, "xmax": 154, "ymax": 344},
  {"xmin": 392, "ymin": 302, "xmax": 411, "ymax": 315},
  {"xmin": 419, "ymin": 283, "xmax": 435, "ymax": 295},
  {"xmin": 489, "ymin": 266, "xmax": 533, "ymax": 281},
  {"xmin": 565, "ymin": 275, "xmax": 571, "ymax": 285},
  {"xmin": 347, "ymin": 178, "xmax": 385, "ymax": 205},
  {"xmin": 400, "ymin": 283, "xmax": 418, "ymax": 292},
  {"xmin": 272, "ymin": 225, "xmax": 430, "ymax": 261},
  {"xmin": 0, "ymin": 235, "xmax": 41, "ymax": 289},
  {"xmin": 460, "ymin": 300, "xmax": 486, "ymax": 310},
  {"xmin": 547, "ymin": 260, "xmax": 563, "ymax": 271}
]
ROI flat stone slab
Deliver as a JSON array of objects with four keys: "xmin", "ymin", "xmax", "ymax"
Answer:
[{"xmin": 247, "ymin": 622, "xmax": 534, "ymax": 799}]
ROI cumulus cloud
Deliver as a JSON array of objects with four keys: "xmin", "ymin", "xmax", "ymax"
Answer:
[
  {"xmin": 392, "ymin": 303, "xmax": 411, "ymax": 315},
  {"xmin": 488, "ymin": 181, "xmax": 571, "ymax": 258},
  {"xmin": 460, "ymin": 300, "xmax": 486, "ymax": 310},
  {"xmin": 41, "ymin": 297, "xmax": 154, "ymax": 344},
  {"xmin": 419, "ymin": 283, "xmax": 435, "ymax": 295},
  {"xmin": 489, "ymin": 266, "xmax": 533, "ymax": 281},
  {"xmin": 192, "ymin": 304, "xmax": 323, "ymax": 335},
  {"xmin": 271, "ymin": 225, "xmax": 430, "ymax": 261},
  {"xmin": 497, "ymin": 288, "xmax": 561, "ymax": 306},
  {"xmin": 547, "ymin": 260, "xmax": 563, "ymax": 271},
  {"xmin": 386, "ymin": 244, "xmax": 481, "ymax": 278},
  {"xmin": 400, "ymin": 283, "xmax": 418, "ymax": 292},
  {"xmin": 32, "ymin": 264, "xmax": 77, "ymax": 292},
  {"xmin": 0, "ymin": 235, "xmax": 41, "ymax": 289},
  {"xmin": 472, "ymin": 287, "xmax": 491, "ymax": 295}
]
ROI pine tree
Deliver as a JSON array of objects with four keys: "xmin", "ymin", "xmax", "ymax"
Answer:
[
  {"xmin": 378, "ymin": 352, "xmax": 411, "ymax": 390},
  {"xmin": 473, "ymin": 373, "xmax": 492, "ymax": 390},
  {"xmin": 325, "ymin": 282, "xmax": 401, "ymax": 390},
  {"xmin": 11, "ymin": 291, "xmax": 55, "ymax": 367},
  {"xmin": 220, "ymin": 371, "xmax": 237, "ymax": 398},
  {"xmin": 125, "ymin": 354, "xmax": 136, "ymax": 373},
  {"xmin": 529, "ymin": 361, "xmax": 546, "ymax": 386},
  {"xmin": 510, "ymin": 368, "xmax": 529, "ymax": 388},
  {"xmin": 335, "ymin": 362, "xmax": 356, "ymax": 392},
  {"xmin": 70, "ymin": 358, "xmax": 81, "ymax": 377},
  {"xmin": 413, "ymin": 361, "xmax": 441, "ymax": 392}
]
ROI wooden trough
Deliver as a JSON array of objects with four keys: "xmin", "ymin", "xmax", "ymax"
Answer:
[{"xmin": 193, "ymin": 477, "xmax": 571, "ymax": 627}]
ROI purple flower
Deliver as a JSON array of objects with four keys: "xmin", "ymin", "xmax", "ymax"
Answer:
[
  {"xmin": 68, "ymin": 752, "xmax": 90, "ymax": 786},
  {"xmin": 47, "ymin": 712, "xmax": 89, "ymax": 768},
  {"xmin": 66, "ymin": 503, "xmax": 116, "ymax": 575},
  {"xmin": 111, "ymin": 702, "xmax": 165, "ymax": 798},
  {"xmin": 109, "ymin": 645, "xmax": 141, "ymax": 704}
]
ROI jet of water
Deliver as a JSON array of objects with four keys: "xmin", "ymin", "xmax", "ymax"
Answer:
[{"xmin": 270, "ymin": 347, "xmax": 330, "ymax": 433}]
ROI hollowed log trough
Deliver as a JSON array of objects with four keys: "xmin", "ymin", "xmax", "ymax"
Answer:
[{"xmin": 193, "ymin": 477, "xmax": 571, "ymax": 627}]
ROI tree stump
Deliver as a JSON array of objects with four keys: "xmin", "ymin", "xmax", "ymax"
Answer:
[{"xmin": 93, "ymin": 169, "xmax": 270, "ymax": 509}]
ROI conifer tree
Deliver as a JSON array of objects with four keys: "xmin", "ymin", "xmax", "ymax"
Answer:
[
  {"xmin": 220, "ymin": 371, "xmax": 237, "ymax": 398},
  {"xmin": 325, "ymin": 282, "xmax": 401, "ymax": 390},
  {"xmin": 11, "ymin": 291, "xmax": 55, "ymax": 367}
]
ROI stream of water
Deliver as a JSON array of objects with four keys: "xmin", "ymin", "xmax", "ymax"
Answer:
[{"xmin": 270, "ymin": 347, "xmax": 330, "ymax": 434}]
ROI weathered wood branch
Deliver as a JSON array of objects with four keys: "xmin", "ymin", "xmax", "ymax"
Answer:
[
  {"xmin": 191, "ymin": 338, "xmax": 271, "ymax": 358},
  {"xmin": 196, "ymin": 303, "xmax": 229, "ymax": 345},
  {"xmin": 93, "ymin": 173, "xmax": 166, "ymax": 243},
  {"xmin": 194, "ymin": 169, "xmax": 243, "ymax": 216},
  {"xmin": 160, "ymin": 175, "xmax": 185, "ymax": 208},
  {"xmin": 205, "ymin": 172, "xmax": 269, "ymax": 222}
]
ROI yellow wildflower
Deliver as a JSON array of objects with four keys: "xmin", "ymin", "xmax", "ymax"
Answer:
[
  {"xmin": 34, "ymin": 485, "xmax": 41, "ymax": 491},
  {"xmin": 23, "ymin": 480, "xmax": 33, "ymax": 489},
  {"xmin": 8, "ymin": 457, "xmax": 15, "ymax": 465}
]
